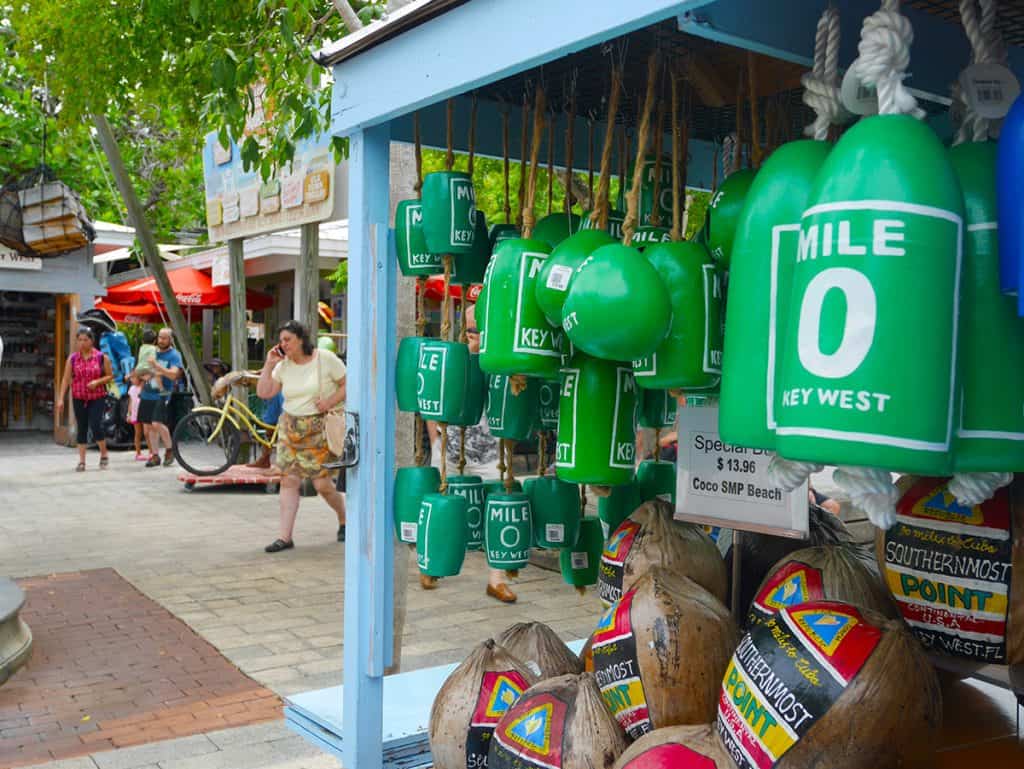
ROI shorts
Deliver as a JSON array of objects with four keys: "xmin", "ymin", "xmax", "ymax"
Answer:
[
  {"xmin": 262, "ymin": 393, "xmax": 284, "ymax": 426},
  {"xmin": 138, "ymin": 397, "xmax": 170, "ymax": 426},
  {"xmin": 73, "ymin": 398, "xmax": 106, "ymax": 444}
]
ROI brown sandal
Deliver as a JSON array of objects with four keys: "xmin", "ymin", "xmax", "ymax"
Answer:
[{"xmin": 75, "ymin": 462, "xmax": 86, "ymax": 472}]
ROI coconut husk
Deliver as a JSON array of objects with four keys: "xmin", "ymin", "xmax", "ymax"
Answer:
[
  {"xmin": 747, "ymin": 544, "xmax": 898, "ymax": 630},
  {"xmin": 613, "ymin": 725, "xmax": 737, "ymax": 769},
  {"xmin": 726, "ymin": 502, "xmax": 852, "ymax": 615},
  {"xmin": 591, "ymin": 566, "xmax": 739, "ymax": 739},
  {"xmin": 599, "ymin": 499, "xmax": 727, "ymax": 607},
  {"xmin": 497, "ymin": 622, "xmax": 583, "ymax": 680},
  {"xmin": 489, "ymin": 672, "xmax": 629, "ymax": 769},
  {"xmin": 875, "ymin": 474, "xmax": 1024, "ymax": 667},
  {"xmin": 429, "ymin": 639, "xmax": 538, "ymax": 769},
  {"xmin": 717, "ymin": 601, "xmax": 941, "ymax": 769}
]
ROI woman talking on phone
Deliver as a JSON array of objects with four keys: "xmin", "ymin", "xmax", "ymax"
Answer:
[{"xmin": 257, "ymin": 320, "xmax": 347, "ymax": 553}]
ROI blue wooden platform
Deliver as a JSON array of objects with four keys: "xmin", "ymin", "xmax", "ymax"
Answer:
[{"xmin": 285, "ymin": 639, "xmax": 586, "ymax": 767}]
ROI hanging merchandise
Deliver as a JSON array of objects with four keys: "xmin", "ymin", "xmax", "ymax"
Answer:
[
  {"xmin": 536, "ymin": 379, "xmax": 560, "ymax": 430},
  {"xmin": 483, "ymin": 478, "xmax": 523, "ymax": 498},
  {"xmin": 702, "ymin": 169, "xmax": 756, "ymax": 267},
  {"xmin": 490, "ymin": 108, "xmax": 521, "ymax": 250},
  {"xmin": 487, "ymin": 374, "xmax": 539, "ymax": 441},
  {"xmin": 597, "ymin": 482, "xmax": 644, "ymax": 539},
  {"xmin": 417, "ymin": 491, "xmax": 469, "ymax": 578},
  {"xmin": 998, "ymin": 93, "xmax": 1024, "ymax": 296},
  {"xmin": 422, "ymin": 100, "xmax": 478, "ymax": 256},
  {"xmin": 635, "ymin": 459, "xmax": 675, "ymax": 506},
  {"xmin": 496, "ymin": 622, "xmax": 583, "ymax": 680},
  {"xmin": 630, "ymin": 225, "xmax": 671, "ymax": 250},
  {"xmin": 746, "ymin": 544, "xmax": 898, "ymax": 631},
  {"xmin": 563, "ymin": 54, "xmax": 672, "ymax": 363},
  {"xmin": 428, "ymin": 639, "xmax": 537, "ymax": 769},
  {"xmin": 396, "ymin": 336, "xmax": 431, "ymax": 412},
  {"xmin": 776, "ymin": 0, "xmax": 965, "ymax": 529},
  {"xmin": 580, "ymin": 208, "xmax": 626, "ymax": 240},
  {"xmin": 555, "ymin": 352, "xmax": 637, "ymax": 486},
  {"xmin": 490, "ymin": 223, "xmax": 520, "ymax": 249},
  {"xmin": 876, "ymin": 475, "xmax": 1023, "ymax": 666},
  {"xmin": 394, "ymin": 199, "xmax": 440, "ymax": 276},
  {"xmin": 524, "ymin": 475, "xmax": 581, "ymax": 549},
  {"xmin": 446, "ymin": 474, "xmax": 486, "ymax": 551},
  {"xmin": 449, "ymin": 350, "xmax": 488, "ymax": 427},
  {"xmin": 599, "ymin": 500, "xmax": 727, "ymax": 607},
  {"xmin": 416, "ymin": 337, "xmax": 470, "ymax": 424},
  {"xmin": 560, "ymin": 517, "xmax": 604, "ymax": 593},
  {"xmin": 480, "ymin": 87, "xmax": 566, "ymax": 380},
  {"xmin": 631, "ymin": 102, "xmax": 672, "ymax": 249},
  {"xmin": 716, "ymin": 600, "xmax": 941, "ymax": 769},
  {"xmin": 613, "ymin": 725, "xmax": 736, "ymax": 769},
  {"xmin": 485, "ymin": 491, "xmax": 532, "ymax": 570},
  {"xmin": 451, "ymin": 97, "xmax": 491, "ymax": 285},
  {"xmin": 488, "ymin": 673, "xmax": 628, "ymax": 769},
  {"xmin": 591, "ymin": 567, "xmax": 738, "ymax": 739},
  {"xmin": 532, "ymin": 212, "xmax": 583, "ymax": 249},
  {"xmin": 638, "ymin": 389, "xmax": 675, "ymax": 429},
  {"xmin": 535, "ymin": 230, "xmax": 615, "ymax": 328},
  {"xmin": 393, "ymin": 466, "xmax": 441, "ymax": 544}
]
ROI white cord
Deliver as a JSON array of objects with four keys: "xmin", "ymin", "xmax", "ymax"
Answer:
[
  {"xmin": 948, "ymin": 471, "xmax": 1013, "ymax": 506},
  {"xmin": 954, "ymin": 1, "xmax": 1006, "ymax": 145},
  {"xmin": 767, "ymin": 455, "xmax": 824, "ymax": 492},
  {"xmin": 852, "ymin": 0, "xmax": 925, "ymax": 119},
  {"xmin": 803, "ymin": 7, "xmax": 843, "ymax": 141},
  {"xmin": 833, "ymin": 466, "xmax": 900, "ymax": 529}
]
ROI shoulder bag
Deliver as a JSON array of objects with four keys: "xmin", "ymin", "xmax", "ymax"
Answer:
[{"xmin": 318, "ymin": 353, "xmax": 347, "ymax": 455}]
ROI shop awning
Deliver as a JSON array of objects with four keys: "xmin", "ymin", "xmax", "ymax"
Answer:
[
  {"xmin": 104, "ymin": 267, "xmax": 273, "ymax": 311},
  {"xmin": 417, "ymin": 277, "xmax": 482, "ymax": 303},
  {"xmin": 93, "ymin": 299, "xmax": 165, "ymax": 324}
]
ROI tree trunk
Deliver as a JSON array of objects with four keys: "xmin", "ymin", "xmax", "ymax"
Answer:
[
  {"xmin": 91, "ymin": 113, "xmax": 211, "ymax": 404},
  {"xmin": 332, "ymin": 0, "xmax": 363, "ymax": 31}
]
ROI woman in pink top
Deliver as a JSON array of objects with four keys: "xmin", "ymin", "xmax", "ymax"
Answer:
[{"xmin": 57, "ymin": 327, "xmax": 114, "ymax": 471}]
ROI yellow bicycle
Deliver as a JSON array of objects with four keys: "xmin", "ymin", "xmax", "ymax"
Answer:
[{"xmin": 171, "ymin": 372, "xmax": 278, "ymax": 476}]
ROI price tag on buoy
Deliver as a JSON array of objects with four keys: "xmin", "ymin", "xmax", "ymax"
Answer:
[
  {"xmin": 959, "ymin": 62, "xmax": 1020, "ymax": 120},
  {"xmin": 840, "ymin": 65, "xmax": 879, "ymax": 117},
  {"xmin": 675, "ymin": 405, "xmax": 808, "ymax": 537}
]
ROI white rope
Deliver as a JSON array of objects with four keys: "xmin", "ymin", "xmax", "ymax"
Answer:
[
  {"xmin": 721, "ymin": 133, "xmax": 738, "ymax": 178},
  {"xmin": 833, "ymin": 466, "xmax": 900, "ymax": 529},
  {"xmin": 767, "ymin": 455, "xmax": 824, "ymax": 492},
  {"xmin": 803, "ymin": 7, "xmax": 843, "ymax": 141},
  {"xmin": 949, "ymin": 471, "xmax": 1013, "ymax": 506},
  {"xmin": 954, "ymin": 0, "xmax": 1006, "ymax": 144},
  {"xmin": 852, "ymin": 0, "xmax": 925, "ymax": 119}
]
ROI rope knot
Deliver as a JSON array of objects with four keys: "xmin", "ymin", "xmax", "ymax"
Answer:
[
  {"xmin": 801, "ymin": 72, "xmax": 844, "ymax": 140},
  {"xmin": 853, "ymin": 5, "xmax": 925, "ymax": 118}
]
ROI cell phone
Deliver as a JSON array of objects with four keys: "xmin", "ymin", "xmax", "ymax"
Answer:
[{"xmin": 273, "ymin": 344, "xmax": 284, "ymax": 357}]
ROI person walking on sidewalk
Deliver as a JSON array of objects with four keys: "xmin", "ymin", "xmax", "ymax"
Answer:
[
  {"xmin": 56, "ymin": 327, "xmax": 114, "ymax": 471},
  {"xmin": 257, "ymin": 320, "xmax": 347, "ymax": 553},
  {"xmin": 139, "ymin": 327, "xmax": 183, "ymax": 467}
]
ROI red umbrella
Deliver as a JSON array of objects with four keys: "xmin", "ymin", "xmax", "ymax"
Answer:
[
  {"xmin": 105, "ymin": 267, "xmax": 273, "ymax": 310},
  {"xmin": 94, "ymin": 299, "xmax": 165, "ymax": 324},
  {"xmin": 418, "ymin": 277, "xmax": 483, "ymax": 303}
]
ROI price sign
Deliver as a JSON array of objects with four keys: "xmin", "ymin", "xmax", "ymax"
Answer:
[{"xmin": 675, "ymin": 404, "xmax": 808, "ymax": 538}]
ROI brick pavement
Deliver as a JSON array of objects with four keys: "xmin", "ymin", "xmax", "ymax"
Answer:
[{"xmin": 0, "ymin": 434, "xmax": 601, "ymax": 769}]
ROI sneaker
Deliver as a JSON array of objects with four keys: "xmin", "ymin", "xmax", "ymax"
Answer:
[
  {"xmin": 163, "ymin": 452, "xmax": 175, "ymax": 467},
  {"xmin": 134, "ymin": 452, "xmax": 146, "ymax": 462},
  {"xmin": 145, "ymin": 455, "xmax": 161, "ymax": 467}
]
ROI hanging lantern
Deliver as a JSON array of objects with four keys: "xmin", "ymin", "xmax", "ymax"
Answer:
[
  {"xmin": 635, "ymin": 460, "xmax": 676, "ymax": 506},
  {"xmin": 532, "ymin": 212, "xmax": 583, "ymax": 249},
  {"xmin": 535, "ymin": 230, "xmax": 616, "ymax": 327},
  {"xmin": 719, "ymin": 140, "xmax": 831, "ymax": 450},
  {"xmin": 556, "ymin": 353, "xmax": 638, "ymax": 486},
  {"xmin": 395, "ymin": 199, "xmax": 443, "ymax": 276},
  {"xmin": 416, "ymin": 341, "xmax": 470, "ymax": 423},
  {"xmin": 524, "ymin": 475, "xmax": 581, "ymax": 549},
  {"xmin": 560, "ymin": 517, "xmax": 604, "ymax": 591},
  {"xmin": 447, "ymin": 475, "xmax": 486, "ymax": 551},
  {"xmin": 485, "ymin": 492, "xmax": 533, "ymax": 570},
  {"xmin": 452, "ymin": 209, "xmax": 491, "ymax": 285},
  {"xmin": 421, "ymin": 170, "xmax": 477, "ymax": 255},
  {"xmin": 397, "ymin": 336, "xmax": 431, "ymax": 412},
  {"xmin": 638, "ymin": 389, "xmax": 675, "ymax": 429},
  {"xmin": 562, "ymin": 244, "xmax": 671, "ymax": 362},
  {"xmin": 479, "ymin": 238, "xmax": 564, "ymax": 378},
  {"xmin": 950, "ymin": 142, "xmax": 1024, "ymax": 474},
  {"xmin": 703, "ymin": 168, "xmax": 756, "ymax": 267},
  {"xmin": 417, "ymin": 492, "xmax": 468, "ymax": 577},
  {"xmin": 394, "ymin": 466, "xmax": 441, "ymax": 544},
  {"xmin": 633, "ymin": 241, "xmax": 721, "ymax": 390},
  {"xmin": 775, "ymin": 115, "xmax": 964, "ymax": 476},
  {"xmin": 487, "ymin": 374, "xmax": 538, "ymax": 441}
]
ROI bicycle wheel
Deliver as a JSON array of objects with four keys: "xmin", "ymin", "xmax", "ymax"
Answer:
[{"xmin": 173, "ymin": 412, "xmax": 241, "ymax": 476}]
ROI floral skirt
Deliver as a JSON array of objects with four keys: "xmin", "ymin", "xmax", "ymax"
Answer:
[{"xmin": 276, "ymin": 413, "xmax": 337, "ymax": 479}]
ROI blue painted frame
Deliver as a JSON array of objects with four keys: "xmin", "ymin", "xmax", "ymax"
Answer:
[{"xmin": 343, "ymin": 122, "xmax": 396, "ymax": 769}]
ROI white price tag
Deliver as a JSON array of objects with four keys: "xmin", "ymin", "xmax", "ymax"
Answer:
[
  {"xmin": 840, "ymin": 65, "xmax": 879, "ymax": 117},
  {"xmin": 959, "ymin": 63, "xmax": 1020, "ymax": 120},
  {"xmin": 400, "ymin": 522, "xmax": 417, "ymax": 544},
  {"xmin": 545, "ymin": 523, "xmax": 565, "ymax": 543},
  {"xmin": 570, "ymin": 552, "xmax": 589, "ymax": 570},
  {"xmin": 546, "ymin": 265, "xmax": 573, "ymax": 291},
  {"xmin": 675, "ymin": 405, "xmax": 808, "ymax": 537}
]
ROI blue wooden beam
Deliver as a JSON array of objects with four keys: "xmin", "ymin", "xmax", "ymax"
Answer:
[
  {"xmin": 343, "ymin": 121, "xmax": 396, "ymax": 769},
  {"xmin": 678, "ymin": 0, "xmax": 1024, "ymax": 102},
  {"xmin": 329, "ymin": 0, "xmax": 718, "ymax": 135}
]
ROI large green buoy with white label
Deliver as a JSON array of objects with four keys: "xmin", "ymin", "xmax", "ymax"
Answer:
[
  {"xmin": 395, "ymin": 200, "xmax": 442, "ymax": 276},
  {"xmin": 417, "ymin": 492, "xmax": 468, "ymax": 576},
  {"xmin": 396, "ymin": 336, "xmax": 429, "ymax": 412},
  {"xmin": 446, "ymin": 475, "xmax": 485, "ymax": 551},
  {"xmin": 560, "ymin": 516, "xmax": 604, "ymax": 591},
  {"xmin": 416, "ymin": 341, "xmax": 469, "ymax": 423},
  {"xmin": 394, "ymin": 466, "xmax": 440, "ymax": 544},
  {"xmin": 485, "ymin": 492, "xmax": 532, "ymax": 570},
  {"xmin": 421, "ymin": 171, "xmax": 477, "ymax": 255},
  {"xmin": 535, "ymin": 230, "xmax": 615, "ymax": 327},
  {"xmin": 524, "ymin": 475, "xmax": 581, "ymax": 549},
  {"xmin": 486, "ymin": 374, "xmax": 538, "ymax": 441}
]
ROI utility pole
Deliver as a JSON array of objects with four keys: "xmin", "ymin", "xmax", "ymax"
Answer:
[
  {"xmin": 295, "ymin": 223, "xmax": 320, "ymax": 332},
  {"xmin": 92, "ymin": 113, "xmax": 211, "ymax": 404},
  {"xmin": 228, "ymin": 239, "xmax": 247, "ymax": 375}
]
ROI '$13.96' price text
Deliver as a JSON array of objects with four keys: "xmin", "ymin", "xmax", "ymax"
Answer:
[{"xmin": 717, "ymin": 457, "xmax": 757, "ymax": 474}]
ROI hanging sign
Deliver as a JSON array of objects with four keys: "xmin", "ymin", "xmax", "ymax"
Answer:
[{"xmin": 675, "ymin": 405, "xmax": 808, "ymax": 538}]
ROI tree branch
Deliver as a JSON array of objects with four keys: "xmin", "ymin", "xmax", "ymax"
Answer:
[{"xmin": 331, "ymin": 0, "xmax": 363, "ymax": 31}]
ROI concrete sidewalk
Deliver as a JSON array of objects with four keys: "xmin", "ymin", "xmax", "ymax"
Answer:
[{"xmin": 0, "ymin": 434, "xmax": 600, "ymax": 769}]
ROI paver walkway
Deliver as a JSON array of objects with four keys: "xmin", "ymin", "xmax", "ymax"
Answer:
[{"xmin": 0, "ymin": 434, "xmax": 599, "ymax": 769}]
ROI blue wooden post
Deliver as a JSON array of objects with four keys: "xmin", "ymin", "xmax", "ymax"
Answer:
[{"xmin": 343, "ymin": 121, "xmax": 395, "ymax": 769}]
